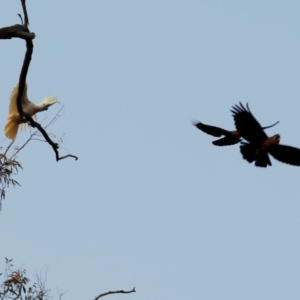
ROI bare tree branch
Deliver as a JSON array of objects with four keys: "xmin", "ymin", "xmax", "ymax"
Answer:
[
  {"xmin": 94, "ymin": 288, "xmax": 136, "ymax": 300},
  {"xmin": 4, "ymin": 141, "xmax": 14, "ymax": 156},
  {"xmin": 56, "ymin": 288, "xmax": 68, "ymax": 300},
  {"xmin": 9, "ymin": 132, "xmax": 33, "ymax": 160},
  {"xmin": 20, "ymin": 0, "xmax": 29, "ymax": 27},
  {"xmin": 0, "ymin": 0, "xmax": 78, "ymax": 162},
  {"xmin": 10, "ymin": 106, "xmax": 65, "ymax": 160},
  {"xmin": 0, "ymin": 24, "xmax": 35, "ymax": 40},
  {"xmin": 0, "ymin": 106, "xmax": 69, "ymax": 205}
]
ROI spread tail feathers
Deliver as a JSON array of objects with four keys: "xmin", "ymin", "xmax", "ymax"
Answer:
[
  {"xmin": 4, "ymin": 117, "xmax": 19, "ymax": 140},
  {"xmin": 240, "ymin": 142, "xmax": 271, "ymax": 167},
  {"xmin": 255, "ymin": 153, "xmax": 271, "ymax": 167}
]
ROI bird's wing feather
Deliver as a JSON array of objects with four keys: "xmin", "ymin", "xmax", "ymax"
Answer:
[
  {"xmin": 8, "ymin": 83, "xmax": 32, "ymax": 117},
  {"xmin": 231, "ymin": 102, "xmax": 268, "ymax": 143},
  {"xmin": 19, "ymin": 114, "xmax": 37, "ymax": 132},
  {"xmin": 192, "ymin": 121, "xmax": 230, "ymax": 137},
  {"xmin": 212, "ymin": 136, "xmax": 240, "ymax": 146},
  {"xmin": 268, "ymin": 144, "xmax": 300, "ymax": 166}
]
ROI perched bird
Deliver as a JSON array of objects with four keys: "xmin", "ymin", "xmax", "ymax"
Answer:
[
  {"xmin": 192, "ymin": 119, "xmax": 279, "ymax": 146},
  {"xmin": 231, "ymin": 102, "xmax": 300, "ymax": 167},
  {"xmin": 4, "ymin": 83, "xmax": 59, "ymax": 140}
]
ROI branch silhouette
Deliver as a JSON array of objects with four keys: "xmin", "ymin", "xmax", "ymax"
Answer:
[
  {"xmin": 94, "ymin": 288, "xmax": 136, "ymax": 300},
  {"xmin": 0, "ymin": 0, "xmax": 77, "ymax": 161}
]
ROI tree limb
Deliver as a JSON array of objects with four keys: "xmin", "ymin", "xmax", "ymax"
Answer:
[
  {"xmin": 21, "ymin": 0, "xmax": 29, "ymax": 27},
  {"xmin": 94, "ymin": 288, "xmax": 136, "ymax": 300},
  {"xmin": 0, "ymin": 0, "xmax": 78, "ymax": 161},
  {"xmin": 0, "ymin": 24, "xmax": 35, "ymax": 40}
]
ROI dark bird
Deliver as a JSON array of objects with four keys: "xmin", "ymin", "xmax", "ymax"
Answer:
[
  {"xmin": 231, "ymin": 102, "xmax": 300, "ymax": 167},
  {"xmin": 192, "ymin": 119, "xmax": 279, "ymax": 147}
]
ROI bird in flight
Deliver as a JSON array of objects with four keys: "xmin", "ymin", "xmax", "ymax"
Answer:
[
  {"xmin": 231, "ymin": 102, "xmax": 300, "ymax": 167},
  {"xmin": 4, "ymin": 83, "xmax": 59, "ymax": 140},
  {"xmin": 192, "ymin": 119, "xmax": 279, "ymax": 147}
]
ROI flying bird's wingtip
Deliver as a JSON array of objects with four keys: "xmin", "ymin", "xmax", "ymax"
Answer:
[
  {"xmin": 246, "ymin": 102, "xmax": 252, "ymax": 112},
  {"xmin": 191, "ymin": 119, "xmax": 200, "ymax": 126}
]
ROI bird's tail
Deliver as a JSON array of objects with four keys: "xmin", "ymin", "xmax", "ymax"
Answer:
[
  {"xmin": 4, "ymin": 117, "xmax": 19, "ymax": 140},
  {"xmin": 240, "ymin": 142, "xmax": 271, "ymax": 167},
  {"xmin": 255, "ymin": 153, "xmax": 271, "ymax": 167}
]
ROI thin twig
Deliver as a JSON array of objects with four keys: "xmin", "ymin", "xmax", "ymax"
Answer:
[
  {"xmin": 57, "ymin": 288, "xmax": 68, "ymax": 300},
  {"xmin": 4, "ymin": 140, "xmax": 14, "ymax": 156},
  {"xmin": 94, "ymin": 288, "xmax": 136, "ymax": 300},
  {"xmin": 10, "ymin": 132, "xmax": 35, "ymax": 160},
  {"xmin": 17, "ymin": 13, "xmax": 24, "ymax": 25}
]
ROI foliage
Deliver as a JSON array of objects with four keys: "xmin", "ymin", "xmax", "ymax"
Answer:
[
  {"xmin": 0, "ymin": 153, "xmax": 21, "ymax": 204},
  {"xmin": 0, "ymin": 258, "xmax": 51, "ymax": 300},
  {"xmin": 0, "ymin": 106, "xmax": 64, "ymax": 208}
]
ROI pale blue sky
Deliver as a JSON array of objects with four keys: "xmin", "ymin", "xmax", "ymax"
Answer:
[{"xmin": 1, "ymin": 1, "xmax": 300, "ymax": 299}]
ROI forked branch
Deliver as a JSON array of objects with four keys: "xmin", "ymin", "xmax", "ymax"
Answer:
[{"xmin": 0, "ymin": 0, "xmax": 77, "ymax": 161}]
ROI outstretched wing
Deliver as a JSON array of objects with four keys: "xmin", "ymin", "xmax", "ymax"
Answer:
[
  {"xmin": 8, "ymin": 83, "xmax": 31, "ymax": 117},
  {"xmin": 192, "ymin": 121, "xmax": 230, "ymax": 137},
  {"xmin": 231, "ymin": 103, "xmax": 268, "ymax": 144},
  {"xmin": 268, "ymin": 144, "xmax": 300, "ymax": 166},
  {"xmin": 212, "ymin": 136, "xmax": 240, "ymax": 146}
]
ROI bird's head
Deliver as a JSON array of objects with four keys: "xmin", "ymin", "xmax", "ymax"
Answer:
[{"xmin": 40, "ymin": 96, "xmax": 60, "ymax": 111}]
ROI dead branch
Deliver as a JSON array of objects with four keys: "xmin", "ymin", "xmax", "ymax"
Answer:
[
  {"xmin": 0, "ymin": 24, "xmax": 35, "ymax": 40},
  {"xmin": 21, "ymin": 0, "xmax": 29, "ymax": 27},
  {"xmin": 0, "ymin": 0, "xmax": 31, "ymax": 39},
  {"xmin": 10, "ymin": 106, "xmax": 65, "ymax": 160},
  {"xmin": 0, "ymin": 0, "xmax": 78, "ymax": 162},
  {"xmin": 94, "ymin": 288, "xmax": 136, "ymax": 300},
  {"xmin": 0, "ymin": 107, "xmax": 66, "ymax": 205}
]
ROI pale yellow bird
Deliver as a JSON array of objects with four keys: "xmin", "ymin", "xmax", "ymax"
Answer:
[{"xmin": 4, "ymin": 83, "xmax": 59, "ymax": 140}]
